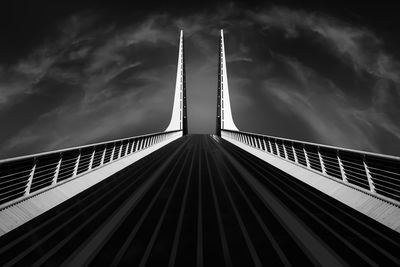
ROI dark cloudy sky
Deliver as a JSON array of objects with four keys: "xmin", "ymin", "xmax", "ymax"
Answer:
[{"xmin": 1, "ymin": 0, "xmax": 400, "ymax": 158}]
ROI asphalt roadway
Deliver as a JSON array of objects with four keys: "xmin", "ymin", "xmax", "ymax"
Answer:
[{"xmin": 0, "ymin": 135, "xmax": 399, "ymax": 266}]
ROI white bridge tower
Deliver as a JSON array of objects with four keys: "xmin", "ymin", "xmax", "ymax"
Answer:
[
  {"xmin": 165, "ymin": 30, "xmax": 188, "ymax": 135},
  {"xmin": 216, "ymin": 29, "xmax": 238, "ymax": 136}
]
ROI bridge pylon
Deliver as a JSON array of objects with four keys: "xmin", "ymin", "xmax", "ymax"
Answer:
[
  {"xmin": 165, "ymin": 30, "xmax": 188, "ymax": 135},
  {"xmin": 216, "ymin": 29, "xmax": 238, "ymax": 136}
]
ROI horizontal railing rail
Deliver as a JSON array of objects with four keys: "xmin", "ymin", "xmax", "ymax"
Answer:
[
  {"xmin": 0, "ymin": 130, "xmax": 181, "ymax": 208},
  {"xmin": 222, "ymin": 129, "xmax": 400, "ymax": 205}
]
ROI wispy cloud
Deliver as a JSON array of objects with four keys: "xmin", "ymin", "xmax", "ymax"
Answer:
[
  {"xmin": 252, "ymin": 6, "xmax": 400, "ymax": 83},
  {"xmin": 247, "ymin": 6, "xmax": 400, "ymax": 154},
  {"xmin": 1, "ymin": 4, "xmax": 399, "ymax": 158},
  {"xmin": 0, "ymin": 13, "xmax": 181, "ymax": 157},
  {"xmin": 264, "ymin": 55, "xmax": 379, "ymax": 151}
]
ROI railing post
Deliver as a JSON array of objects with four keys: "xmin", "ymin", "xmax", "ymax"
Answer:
[
  {"xmin": 131, "ymin": 141, "xmax": 136, "ymax": 153},
  {"xmin": 262, "ymin": 139, "xmax": 267, "ymax": 152},
  {"xmin": 52, "ymin": 155, "xmax": 62, "ymax": 185},
  {"xmin": 283, "ymin": 144, "xmax": 288, "ymax": 159},
  {"xmin": 125, "ymin": 142, "xmax": 129, "ymax": 156},
  {"xmin": 318, "ymin": 147, "xmax": 327, "ymax": 175},
  {"xmin": 275, "ymin": 142, "xmax": 280, "ymax": 157},
  {"xmin": 100, "ymin": 147, "xmax": 106, "ymax": 165},
  {"xmin": 73, "ymin": 151, "xmax": 81, "ymax": 177},
  {"xmin": 138, "ymin": 139, "xmax": 142, "ymax": 150},
  {"xmin": 363, "ymin": 158, "xmax": 376, "ymax": 193},
  {"xmin": 110, "ymin": 144, "xmax": 116, "ymax": 161},
  {"xmin": 25, "ymin": 158, "xmax": 37, "ymax": 196},
  {"xmin": 337, "ymin": 151, "xmax": 348, "ymax": 183},
  {"xmin": 89, "ymin": 149, "xmax": 95, "ymax": 170},
  {"xmin": 145, "ymin": 138, "xmax": 148, "ymax": 148},
  {"xmin": 292, "ymin": 144, "xmax": 298, "ymax": 163},
  {"xmin": 303, "ymin": 146, "xmax": 311, "ymax": 168},
  {"xmin": 117, "ymin": 144, "xmax": 122, "ymax": 158},
  {"xmin": 268, "ymin": 140, "xmax": 273, "ymax": 154}
]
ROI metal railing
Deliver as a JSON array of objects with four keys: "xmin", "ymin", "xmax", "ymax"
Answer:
[
  {"xmin": 222, "ymin": 129, "xmax": 400, "ymax": 205},
  {"xmin": 0, "ymin": 130, "xmax": 181, "ymax": 208}
]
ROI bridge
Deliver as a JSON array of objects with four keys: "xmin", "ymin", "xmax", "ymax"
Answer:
[{"xmin": 0, "ymin": 30, "xmax": 399, "ymax": 266}]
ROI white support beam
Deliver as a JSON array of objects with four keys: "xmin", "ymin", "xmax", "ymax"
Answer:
[
  {"xmin": 318, "ymin": 150, "xmax": 327, "ymax": 175},
  {"xmin": 110, "ymin": 145, "xmax": 116, "ymax": 162},
  {"xmin": 364, "ymin": 161, "xmax": 376, "ymax": 194},
  {"xmin": 292, "ymin": 145, "xmax": 298, "ymax": 164},
  {"xmin": 283, "ymin": 144, "xmax": 288, "ymax": 159},
  {"xmin": 275, "ymin": 143, "xmax": 280, "ymax": 157},
  {"xmin": 52, "ymin": 157, "xmax": 62, "ymax": 185},
  {"xmin": 25, "ymin": 161, "xmax": 36, "ymax": 196},
  {"xmin": 337, "ymin": 155, "xmax": 348, "ymax": 183},
  {"xmin": 304, "ymin": 148, "xmax": 311, "ymax": 169},
  {"xmin": 88, "ymin": 150, "xmax": 95, "ymax": 170},
  {"xmin": 100, "ymin": 147, "xmax": 106, "ymax": 165},
  {"xmin": 73, "ymin": 152, "xmax": 81, "ymax": 177}
]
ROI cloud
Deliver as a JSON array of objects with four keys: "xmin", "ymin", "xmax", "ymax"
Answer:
[
  {"xmin": 243, "ymin": 6, "xmax": 400, "ymax": 154},
  {"xmin": 1, "ymin": 4, "xmax": 400, "ymax": 158},
  {"xmin": 252, "ymin": 6, "xmax": 400, "ymax": 83},
  {"xmin": 262, "ymin": 52, "xmax": 400, "ymax": 153},
  {"xmin": 263, "ymin": 55, "xmax": 377, "ymax": 150},
  {"xmin": 86, "ymin": 15, "xmax": 176, "ymax": 74},
  {"xmin": 0, "ymin": 13, "xmax": 181, "ymax": 158}
]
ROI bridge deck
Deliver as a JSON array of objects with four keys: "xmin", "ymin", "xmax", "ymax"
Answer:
[{"xmin": 0, "ymin": 135, "xmax": 399, "ymax": 266}]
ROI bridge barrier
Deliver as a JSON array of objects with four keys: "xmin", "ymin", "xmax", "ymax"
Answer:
[
  {"xmin": 222, "ymin": 129, "xmax": 400, "ymax": 206},
  {"xmin": 0, "ymin": 131, "xmax": 181, "ymax": 209}
]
